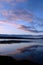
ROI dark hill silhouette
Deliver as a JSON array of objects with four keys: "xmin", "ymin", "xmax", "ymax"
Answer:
[
  {"xmin": 0, "ymin": 56, "xmax": 40, "ymax": 65},
  {"xmin": 0, "ymin": 40, "xmax": 32, "ymax": 44},
  {"xmin": 0, "ymin": 34, "xmax": 43, "ymax": 39}
]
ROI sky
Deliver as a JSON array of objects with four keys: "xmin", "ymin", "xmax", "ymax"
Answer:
[{"xmin": 0, "ymin": 0, "xmax": 43, "ymax": 35}]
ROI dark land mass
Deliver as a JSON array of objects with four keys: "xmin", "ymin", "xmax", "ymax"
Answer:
[
  {"xmin": 0, "ymin": 40, "xmax": 32, "ymax": 44},
  {"xmin": 0, "ymin": 37, "xmax": 43, "ymax": 39},
  {"xmin": 0, "ymin": 34, "xmax": 43, "ymax": 39},
  {"xmin": 0, "ymin": 56, "xmax": 40, "ymax": 65}
]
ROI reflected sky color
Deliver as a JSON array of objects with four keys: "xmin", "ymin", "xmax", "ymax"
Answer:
[
  {"xmin": 0, "ymin": 0, "xmax": 43, "ymax": 34},
  {"xmin": 0, "ymin": 42, "xmax": 42, "ymax": 55},
  {"xmin": 0, "ymin": 41, "xmax": 43, "ymax": 65},
  {"xmin": 0, "ymin": 42, "xmax": 43, "ymax": 65}
]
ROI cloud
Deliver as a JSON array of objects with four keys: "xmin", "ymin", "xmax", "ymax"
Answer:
[
  {"xmin": 16, "ymin": 0, "xmax": 27, "ymax": 2},
  {"xmin": 0, "ymin": 26, "xmax": 4, "ymax": 30},
  {"xmin": 0, "ymin": 4, "xmax": 4, "ymax": 9},
  {"xmin": 0, "ymin": 8, "xmax": 43, "ymax": 33},
  {"xmin": 0, "ymin": 0, "xmax": 13, "ymax": 3},
  {"xmin": 8, "ymin": 9, "xmax": 34, "ymax": 22},
  {"xmin": 0, "ymin": 0, "xmax": 27, "ymax": 3},
  {"xmin": 1, "ymin": 9, "xmax": 33, "ymax": 22},
  {"xmin": 18, "ymin": 25, "xmax": 40, "ymax": 33},
  {"xmin": 0, "ymin": 0, "xmax": 36, "ymax": 22},
  {"xmin": 0, "ymin": 20, "xmax": 21, "ymax": 28},
  {"xmin": 0, "ymin": 0, "xmax": 43, "ymax": 33},
  {"xmin": 0, "ymin": 10, "xmax": 9, "ymax": 17}
]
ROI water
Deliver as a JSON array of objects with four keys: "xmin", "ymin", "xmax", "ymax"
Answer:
[
  {"xmin": 0, "ymin": 39, "xmax": 43, "ymax": 65},
  {"xmin": 0, "ymin": 39, "xmax": 43, "ymax": 54}
]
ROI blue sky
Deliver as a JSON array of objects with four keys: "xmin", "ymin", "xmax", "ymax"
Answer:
[{"xmin": 0, "ymin": 0, "xmax": 43, "ymax": 34}]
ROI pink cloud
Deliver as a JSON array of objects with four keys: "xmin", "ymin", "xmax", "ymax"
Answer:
[
  {"xmin": 0, "ymin": 0, "xmax": 13, "ymax": 3},
  {"xmin": 0, "ymin": 26, "xmax": 4, "ymax": 30},
  {"xmin": 8, "ymin": 9, "xmax": 34, "ymax": 22},
  {"xmin": 18, "ymin": 25, "xmax": 39, "ymax": 33},
  {"xmin": 1, "ymin": 10, "xmax": 9, "ymax": 17},
  {"xmin": 0, "ymin": 0, "xmax": 34, "ymax": 22},
  {"xmin": 0, "ymin": 0, "xmax": 27, "ymax": 3},
  {"xmin": 0, "ymin": 20, "xmax": 21, "ymax": 28},
  {"xmin": 16, "ymin": 0, "xmax": 27, "ymax": 2}
]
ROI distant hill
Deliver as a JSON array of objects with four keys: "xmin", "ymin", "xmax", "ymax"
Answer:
[{"xmin": 0, "ymin": 34, "xmax": 43, "ymax": 39}]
